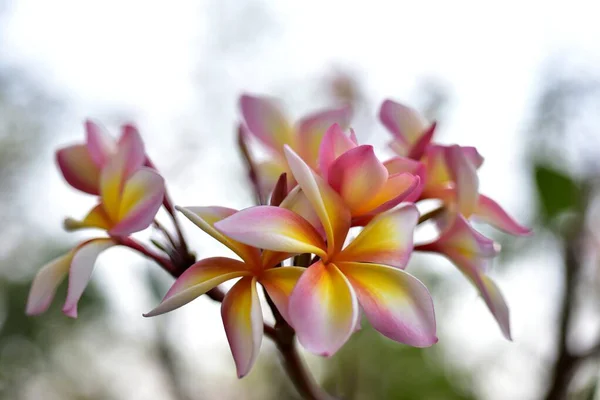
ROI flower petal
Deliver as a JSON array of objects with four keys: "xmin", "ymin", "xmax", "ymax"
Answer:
[
  {"xmin": 353, "ymin": 173, "xmax": 420, "ymax": 219},
  {"xmin": 297, "ymin": 106, "xmax": 353, "ymax": 169},
  {"xmin": 56, "ymin": 144, "xmax": 101, "ymax": 195},
  {"xmin": 337, "ymin": 205, "xmax": 419, "ymax": 269},
  {"xmin": 384, "ymin": 157, "xmax": 426, "ymax": 203},
  {"xmin": 284, "ymin": 146, "xmax": 351, "ymax": 255},
  {"xmin": 337, "ymin": 261, "xmax": 437, "ymax": 347},
  {"xmin": 417, "ymin": 214, "xmax": 499, "ymax": 262},
  {"xmin": 445, "ymin": 145, "xmax": 479, "ymax": 216},
  {"xmin": 117, "ymin": 123, "xmax": 146, "ymax": 177},
  {"xmin": 239, "ymin": 94, "xmax": 294, "ymax": 152},
  {"xmin": 26, "ymin": 252, "xmax": 73, "ymax": 315},
  {"xmin": 318, "ymin": 123, "xmax": 357, "ymax": 180},
  {"xmin": 379, "ymin": 100, "xmax": 429, "ymax": 156},
  {"xmin": 109, "ymin": 168, "xmax": 165, "ymax": 236},
  {"xmin": 62, "ymin": 239, "xmax": 116, "ymax": 318},
  {"xmin": 63, "ymin": 204, "xmax": 112, "ymax": 232},
  {"xmin": 259, "ymin": 266, "xmax": 304, "ymax": 324},
  {"xmin": 288, "ymin": 261, "xmax": 358, "ymax": 356},
  {"xmin": 221, "ymin": 277, "xmax": 263, "ymax": 378},
  {"xmin": 474, "ymin": 195, "xmax": 532, "ymax": 236},
  {"xmin": 144, "ymin": 257, "xmax": 251, "ymax": 317},
  {"xmin": 256, "ymin": 159, "xmax": 288, "ymax": 199},
  {"xmin": 477, "ymin": 274, "xmax": 511, "ymax": 340},
  {"xmin": 85, "ymin": 120, "xmax": 116, "ymax": 167},
  {"xmin": 214, "ymin": 206, "xmax": 327, "ymax": 258},
  {"xmin": 328, "ymin": 145, "xmax": 388, "ymax": 214},
  {"xmin": 279, "ymin": 186, "xmax": 322, "ymax": 232},
  {"xmin": 176, "ymin": 206, "xmax": 261, "ymax": 265}
]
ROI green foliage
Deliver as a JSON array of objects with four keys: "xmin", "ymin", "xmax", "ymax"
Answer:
[
  {"xmin": 533, "ymin": 163, "xmax": 583, "ymax": 224},
  {"xmin": 320, "ymin": 323, "xmax": 474, "ymax": 400}
]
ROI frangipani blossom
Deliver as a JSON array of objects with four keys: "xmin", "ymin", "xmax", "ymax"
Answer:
[
  {"xmin": 380, "ymin": 100, "xmax": 531, "ymax": 236},
  {"xmin": 64, "ymin": 141, "xmax": 165, "ymax": 237},
  {"xmin": 318, "ymin": 124, "xmax": 421, "ymax": 225},
  {"xmin": 239, "ymin": 94, "xmax": 352, "ymax": 194},
  {"xmin": 379, "ymin": 99, "xmax": 437, "ymax": 159},
  {"xmin": 430, "ymin": 145, "xmax": 531, "ymax": 236},
  {"xmin": 26, "ymin": 238, "xmax": 118, "ymax": 318},
  {"xmin": 416, "ymin": 215, "xmax": 511, "ymax": 339},
  {"xmin": 216, "ymin": 146, "xmax": 437, "ymax": 356},
  {"xmin": 144, "ymin": 206, "xmax": 304, "ymax": 378},
  {"xmin": 57, "ymin": 120, "xmax": 147, "ymax": 195}
]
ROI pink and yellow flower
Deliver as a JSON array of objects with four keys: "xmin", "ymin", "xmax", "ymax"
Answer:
[
  {"xmin": 57, "ymin": 120, "xmax": 148, "ymax": 195},
  {"xmin": 318, "ymin": 124, "xmax": 421, "ymax": 225},
  {"xmin": 239, "ymin": 94, "xmax": 352, "ymax": 194},
  {"xmin": 144, "ymin": 206, "xmax": 304, "ymax": 378},
  {"xmin": 26, "ymin": 238, "xmax": 118, "ymax": 318},
  {"xmin": 64, "ymin": 136, "xmax": 165, "ymax": 237},
  {"xmin": 416, "ymin": 215, "xmax": 511, "ymax": 339},
  {"xmin": 215, "ymin": 146, "xmax": 437, "ymax": 356},
  {"xmin": 380, "ymin": 99, "xmax": 531, "ymax": 236}
]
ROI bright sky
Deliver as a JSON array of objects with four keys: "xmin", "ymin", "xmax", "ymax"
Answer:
[{"xmin": 3, "ymin": 0, "xmax": 600, "ymax": 399}]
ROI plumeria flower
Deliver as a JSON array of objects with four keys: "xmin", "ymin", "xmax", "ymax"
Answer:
[
  {"xmin": 239, "ymin": 94, "xmax": 352, "ymax": 195},
  {"xmin": 427, "ymin": 145, "xmax": 531, "ymax": 236},
  {"xmin": 379, "ymin": 99, "xmax": 437, "ymax": 159},
  {"xmin": 144, "ymin": 206, "xmax": 304, "ymax": 378},
  {"xmin": 416, "ymin": 214, "xmax": 511, "ymax": 339},
  {"xmin": 57, "ymin": 120, "xmax": 148, "ymax": 195},
  {"xmin": 26, "ymin": 238, "xmax": 118, "ymax": 318},
  {"xmin": 318, "ymin": 124, "xmax": 421, "ymax": 225},
  {"xmin": 380, "ymin": 99, "xmax": 531, "ymax": 236},
  {"xmin": 215, "ymin": 146, "xmax": 437, "ymax": 356},
  {"xmin": 64, "ymin": 136, "xmax": 166, "ymax": 237}
]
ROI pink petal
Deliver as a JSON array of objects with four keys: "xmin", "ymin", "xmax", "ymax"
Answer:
[
  {"xmin": 462, "ymin": 146, "xmax": 484, "ymax": 169},
  {"xmin": 407, "ymin": 122, "xmax": 436, "ymax": 160},
  {"xmin": 475, "ymin": 195, "xmax": 532, "ymax": 236},
  {"xmin": 284, "ymin": 146, "xmax": 351, "ymax": 256},
  {"xmin": 85, "ymin": 120, "xmax": 116, "ymax": 167},
  {"xmin": 338, "ymin": 261, "xmax": 437, "ymax": 347},
  {"xmin": 328, "ymin": 145, "xmax": 388, "ymax": 214},
  {"xmin": 62, "ymin": 239, "xmax": 116, "ymax": 318},
  {"xmin": 297, "ymin": 106, "xmax": 353, "ymax": 169},
  {"xmin": 288, "ymin": 261, "xmax": 358, "ymax": 356},
  {"xmin": 109, "ymin": 168, "xmax": 165, "ymax": 236},
  {"xmin": 279, "ymin": 186, "xmax": 322, "ymax": 233},
  {"xmin": 56, "ymin": 144, "xmax": 101, "ymax": 195},
  {"xmin": 259, "ymin": 266, "xmax": 304, "ymax": 324},
  {"xmin": 239, "ymin": 94, "xmax": 294, "ymax": 152},
  {"xmin": 221, "ymin": 277, "xmax": 263, "ymax": 378},
  {"xmin": 383, "ymin": 157, "xmax": 426, "ymax": 202},
  {"xmin": 177, "ymin": 206, "xmax": 261, "ymax": 266},
  {"xmin": 336, "ymin": 205, "xmax": 419, "ymax": 269},
  {"xmin": 444, "ymin": 145, "xmax": 479, "ymax": 216},
  {"xmin": 26, "ymin": 252, "xmax": 73, "ymax": 315},
  {"xmin": 477, "ymin": 274, "xmax": 511, "ymax": 340},
  {"xmin": 352, "ymin": 173, "xmax": 420, "ymax": 221},
  {"xmin": 317, "ymin": 123, "xmax": 358, "ymax": 180},
  {"xmin": 117, "ymin": 123, "xmax": 146, "ymax": 177},
  {"xmin": 214, "ymin": 206, "xmax": 327, "ymax": 258},
  {"xmin": 379, "ymin": 100, "xmax": 430, "ymax": 156},
  {"xmin": 145, "ymin": 257, "xmax": 251, "ymax": 317}
]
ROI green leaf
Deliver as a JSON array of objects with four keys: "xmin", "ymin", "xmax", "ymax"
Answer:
[{"xmin": 534, "ymin": 163, "xmax": 582, "ymax": 222}]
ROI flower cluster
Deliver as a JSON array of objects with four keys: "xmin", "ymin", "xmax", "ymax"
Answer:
[{"xmin": 27, "ymin": 95, "xmax": 531, "ymax": 381}]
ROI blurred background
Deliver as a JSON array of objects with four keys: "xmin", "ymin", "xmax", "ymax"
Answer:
[{"xmin": 1, "ymin": 0, "xmax": 600, "ymax": 399}]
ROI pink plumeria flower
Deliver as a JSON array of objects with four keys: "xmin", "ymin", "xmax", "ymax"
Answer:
[
  {"xmin": 318, "ymin": 124, "xmax": 421, "ymax": 225},
  {"xmin": 144, "ymin": 206, "xmax": 304, "ymax": 378},
  {"xmin": 427, "ymin": 145, "xmax": 531, "ymax": 236},
  {"xmin": 215, "ymin": 146, "xmax": 437, "ymax": 357},
  {"xmin": 416, "ymin": 215, "xmax": 511, "ymax": 339},
  {"xmin": 239, "ymin": 94, "xmax": 352, "ymax": 194},
  {"xmin": 26, "ymin": 238, "xmax": 118, "ymax": 318},
  {"xmin": 57, "ymin": 120, "xmax": 148, "ymax": 195},
  {"xmin": 64, "ymin": 136, "xmax": 165, "ymax": 237},
  {"xmin": 379, "ymin": 99, "xmax": 437, "ymax": 159},
  {"xmin": 380, "ymin": 100, "xmax": 531, "ymax": 236}
]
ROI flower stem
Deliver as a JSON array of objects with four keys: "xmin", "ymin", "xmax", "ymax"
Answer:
[{"xmin": 263, "ymin": 287, "xmax": 333, "ymax": 400}]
